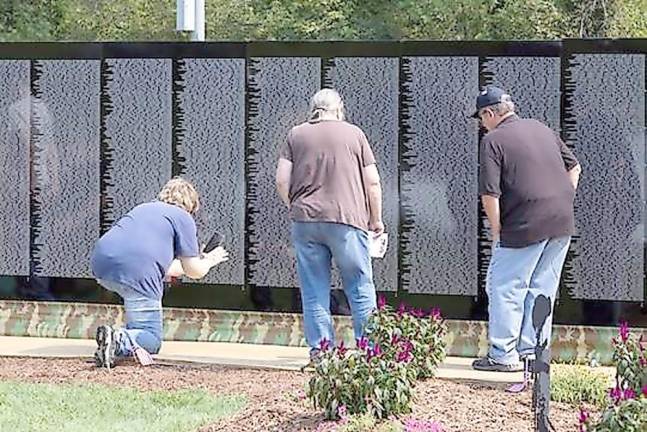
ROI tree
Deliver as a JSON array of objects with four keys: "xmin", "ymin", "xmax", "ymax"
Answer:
[
  {"xmin": 0, "ymin": 0, "xmax": 644, "ymax": 41},
  {"xmin": 0, "ymin": 1, "xmax": 63, "ymax": 42},
  {"xmin": 57, "ymin": 0, "xmax": 181, "ymax": 41}
]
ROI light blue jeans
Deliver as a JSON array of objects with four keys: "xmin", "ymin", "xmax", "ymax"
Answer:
[
  {"xmin": 487, "ymin": 236, "xmax": 571, "ymax": 365},
  {"xmin": 97, "ymin": 279, "xmax": 163, "ymax": 356},
  {"xmin": 292, "ymin": 222, "xmax": 377, "ymax": 352}
]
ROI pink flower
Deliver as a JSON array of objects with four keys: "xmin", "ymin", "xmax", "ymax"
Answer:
[
  {"xmin": 377, "ymin": 295, "xmax": 387, "ymax": 309},
  {"xmin": 366, "ymin": 343, "xmax": 383, "ymax": 361},
  {"xmin": 609, "ymin": 386, "xmax": 636, "ymax": 403},
  {"xmin": 337, "ymin": 405, "xmax": 348, "ymax": 420},
  {"xmin": 410, "ymin": 308, "xmax": 425, "ymax": 318},
  {"xmin": 619, "ymin": 321, "xmax": 630, "ymax": 343},
  {"xmin": 642, "ymin": 385, "xmax": 647, "ymax": 397},
  {"xmin": 609, "ymin": 386, "xmax": 622, "ymax": 403},
  {"xmin": 402, "ymin": 339, "xmax": 414, "ymax": 352},
  {"xmin": 397, "ymin": 303, "xmax": 408, "ymax": 316},
  {"xmin": 357, "ymin": 336, "xmax": 369, "ymax": 351},
  {"xmin": 403, "ymin": 418, "xmax": 445, "ymax": 432},
  {"xmin": 336, "ymin": 340, "xmax": 348, "ymax": 357},
  {"xmin": 578, "ymin": 408, "xmax": 590, "ymax": 432},
  {"xmin": 318, "ymin": 338, "xmax": 331, "ymax": 352},
  {"xmin": 429, "ymin": 307, "xmax": 442, "ymax": 320},
  {"xmin": 373, "ymin": 343, "xmax": 382, "ymax": 357},
  {"xmin": 391, "ymin": 334, "xmax": 400, "ymax": 345},
  {"xmin": 396, "ymin": 349, "xmax": 413, "ymax": 363},
  {"xmin": 294, "ymin": 389, "xmax": 306, "ymax": 400}
]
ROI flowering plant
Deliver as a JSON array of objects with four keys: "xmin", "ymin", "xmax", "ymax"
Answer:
[
  {"xmin": 366, "ymin": 296, "xmax": 447, "ymax": 379},
  {"xmin": 306, "ymin": 337, "xmax": 416, "ymax": 419},
  {"xmin": 612, "ymin": 321, "xmax": 647, "ymax": 395},
  {"xmin": 307, "ymin": 298, "xmax": 447, "ymax": 419},
  {"xmin": 579, "ymin": 322, "xmax": 647, "ymax": 432}
]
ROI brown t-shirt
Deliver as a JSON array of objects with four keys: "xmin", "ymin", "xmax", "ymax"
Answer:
[
  {"xmin": 279, "ymin": 119, "xmax": 376, "ymax": 231},
  {"xmin": 479, "ymin": 115, "xmax": 579, "ymax": 248}
]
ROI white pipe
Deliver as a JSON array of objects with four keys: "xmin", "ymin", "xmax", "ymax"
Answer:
[
  {"xmin": 191, "ymin": 0, "xmax": 205, "ymax": 41},
  {"xmin": 176, "ymin": 0, "xmax": 195, "ymax": 32}
]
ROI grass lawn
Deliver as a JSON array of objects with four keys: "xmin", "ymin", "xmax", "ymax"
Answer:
[{"xmin": 0, "ymin": 380, "xmax": 245, "ymax": 432}]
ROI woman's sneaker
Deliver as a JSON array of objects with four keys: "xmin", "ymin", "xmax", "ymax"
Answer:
[{"xmin": 94, "ymin": 325, "xmax": 117, "ymax": 370}]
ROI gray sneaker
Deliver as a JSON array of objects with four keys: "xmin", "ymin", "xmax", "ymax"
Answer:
[
  {"xmin": 94, "ymin": 325, "xmax": 117, "ymax": 370},
  {"xmin": 472, "ymin": 356, "xmax": 523, "ymax": 372}
]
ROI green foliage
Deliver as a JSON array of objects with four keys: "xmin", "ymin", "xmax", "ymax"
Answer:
[
  {"xmin": 607, "ymin": 0, "xmax": 647, "ymax": 37},
  {"xmin": 207, "ymin": 0, "xmax": 367, "ymax": 40},
  {"xmin": 487, "ymin": 0, "xmax": 572, "ymax": 39},
  {"xmin": 1, "ymin": 0, "xmax": 644, "ymax": 41},
  {"xmin": 561, "ymin": 0, "xmax": 647, "ymax": 38},
  {"xmin": 337, "ymin": 413, "xmax": 404, "ymax": 432},
  {"xmin": 550, "ymin": 364, "xmax": 610, "ymax": 408},
  {"xmin": 57, "ymin": 0, "xmax": 182, "ymax": 41},
  {"xmin": 0, "ymin": 380, "xmax": 245, "ymax": 432},
  {"xmin": 0, "ymin": 1, "xmax": 64, "ymax": 41}
]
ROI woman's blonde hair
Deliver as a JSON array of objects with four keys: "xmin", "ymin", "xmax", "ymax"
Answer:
[{"xmin": 158, "ymin": 177, "xmax": 200, "ymax": 214}]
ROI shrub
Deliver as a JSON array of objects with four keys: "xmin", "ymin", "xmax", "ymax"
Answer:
[
  {"xmin": 306, "ymin": 338, "xmax": 417, "ymax": 419},
  {"xmin": 307, "ymin": 298, "xmax": 447, "ymax": 419},
  {"xmin": 366, "ymin": 297, "xmax": 447, "ymax": 379},
  {"xmin": 551, "ymin": 364, "xmax": 609, "ymax": 408}
]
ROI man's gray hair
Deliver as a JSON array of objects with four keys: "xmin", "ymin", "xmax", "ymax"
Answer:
[
  {"xmin": 310, "ymin": 88, "xmax": 345, "ymax": 121},
  {"xmin": 486, "ymin": 94, "xmax": 516, "ymax": 116}
]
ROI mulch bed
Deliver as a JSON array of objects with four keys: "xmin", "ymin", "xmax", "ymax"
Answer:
[{"xmin": 0, "ymin": 357, "xmax": 587, "ymax": 431}]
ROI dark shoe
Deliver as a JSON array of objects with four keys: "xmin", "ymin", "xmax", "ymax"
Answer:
[
  {"xmin": 472, "ymin": 356, "xmax": 523, "ymax": 372},
  {"xmin": 94, "ymin": 325, "xmax": 117, "ymax": 370}
]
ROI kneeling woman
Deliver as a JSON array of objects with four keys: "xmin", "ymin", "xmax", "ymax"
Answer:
[{"xmin": 90, "ymin": 177, "xmax": 228, "ymax": 368}]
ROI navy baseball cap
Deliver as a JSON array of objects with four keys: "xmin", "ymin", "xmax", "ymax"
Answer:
[{"xmin": 471, "ymin": 86, "xmax": 509, "ymax": 118}]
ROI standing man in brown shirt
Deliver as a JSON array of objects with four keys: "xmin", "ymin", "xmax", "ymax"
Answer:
[
  {"xmin": 472, "ymin": 86, "xmax": 582, "ymax": 372},
  {"xmin": 275, "ymin": 89, "xmax": 384, "ymax": 358}
]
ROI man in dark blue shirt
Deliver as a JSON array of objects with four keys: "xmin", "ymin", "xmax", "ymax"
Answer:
[{"xmin": 91, "ymin": 178, "xmax": 229, "ymax": 369}]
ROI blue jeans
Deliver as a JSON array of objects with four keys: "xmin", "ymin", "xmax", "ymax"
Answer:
[
  {"xmin": 486, "ymin": 236, "xmax": 571, "ymax": 365},
  {"xmin": 292, "ymin": 222, "xmax": 377, "ymax": 352},
  {"xmin": 97, "ymin": 279, "xmax": 163, "ymax": 356}
]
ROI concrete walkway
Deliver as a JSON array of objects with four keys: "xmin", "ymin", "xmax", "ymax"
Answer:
[{"xmin": 0, "ymin": 335, "xmax": 528, "ymax": 383}]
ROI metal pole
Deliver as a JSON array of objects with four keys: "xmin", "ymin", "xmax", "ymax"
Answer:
[
  {"xmin": 534, "ymin": 345, "xmax": 551, "ymax": 432},
  {"xmin": 532, "ymin": 295, "xmax": 552, "ymax": 432},
  {"xmin": 191, "ymin": 0, "xmax": 205, "ymax": 41}
]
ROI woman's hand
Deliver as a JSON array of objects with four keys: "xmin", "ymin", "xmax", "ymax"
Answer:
[{"xmin": 203, "ymin": 246, "xmax": 229, "ymax": 266}]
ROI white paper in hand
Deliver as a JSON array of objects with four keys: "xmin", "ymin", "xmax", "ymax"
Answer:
[{"xmin": 369, "ymin": 233, "xmax": 388, "ymax": 259}]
